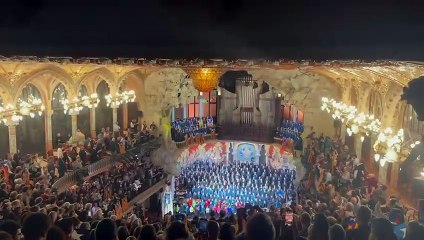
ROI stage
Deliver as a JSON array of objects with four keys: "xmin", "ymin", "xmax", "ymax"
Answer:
[{"xmin": 170, "ymin": 140, "xmax": 302, "ymax": 216}]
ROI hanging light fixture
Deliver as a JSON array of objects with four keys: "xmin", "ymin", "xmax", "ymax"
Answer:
[
  {"xmin": 61, "ymin": 93, "xmax": 100, "ymax": 114},
  {"xmin": 373, "ymin": 128, "xmax": 404, "ymax": 166},
  {"xmin": 321, "ymin": 97, "xmax": 406, "ymax": 166},
  {"xmin": 321, "ymin": 97, "xmax": 382, "ymax": 137},
  {"xmin": 184, "ymin": 67, "xmax": 223, "ymax": 93},
  {"xmin": 105, "ymin": 90, "xmax": 136, "ymax": 108}
]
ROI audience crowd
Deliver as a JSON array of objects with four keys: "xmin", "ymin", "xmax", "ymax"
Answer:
[{"xmin": 0, "ymin": 120, "xmax": 423, "ymax": 240}]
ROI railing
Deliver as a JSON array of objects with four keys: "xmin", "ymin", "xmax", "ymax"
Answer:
[
  {"xmin": 52, "ymin": 139, "xmax": 161, "ymax": 193},
  {"xmin": 175, "ymin": 133, "xmax": 218, "ymax": 148},
  {"xmin": 123, "ymin": 173, "xmax": 169, "ymax": 214}
]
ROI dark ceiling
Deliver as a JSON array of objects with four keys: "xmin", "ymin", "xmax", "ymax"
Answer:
[{"xmin": 1, "ymin": 0, "xmax": 424, "ymax": 60}]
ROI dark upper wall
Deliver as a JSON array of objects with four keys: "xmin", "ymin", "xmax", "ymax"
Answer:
[{"xmin": 1, "ymin": 1, "xmax": 424, "ymax": 60}]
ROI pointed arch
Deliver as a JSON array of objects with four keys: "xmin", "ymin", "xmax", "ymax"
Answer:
[
  {"xmin": 116, "ymin": 68, "xmax": 153, "ymax": 90},
  {"xmin": 0, "ymin": 74, "xmax": 13, "ymax": 104},
  {"xmin": 78, "ymin": 67, "xmax": 116, "ymax": 95},
  {"xmin": 13, "ymin": 64, "xmax": 75, "ymax": 98}
]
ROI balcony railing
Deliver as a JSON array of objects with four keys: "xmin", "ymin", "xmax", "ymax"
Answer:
[{"xmin": 52, "ymin": 138, "xmax": 161, "ymax": 193}]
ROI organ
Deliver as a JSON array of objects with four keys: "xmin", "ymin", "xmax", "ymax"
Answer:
[{"xmin": 217, "ymin": 71, "xmax": 279, "ymax": 142}]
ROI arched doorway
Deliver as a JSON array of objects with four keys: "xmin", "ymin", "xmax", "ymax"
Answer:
[
  {"xmin": 95, "ymin": 81, "xmax": 113, "ymax": 133},
  {"xmin": 77, "ymin": 85, "xmax": 91, "ymax": 137},
  {"xmin": 0, "ymin": 97, "xmax": 9, "ymax": 157},
  {"xmin": 51, "ymin": 84, "xmax": 71, "ymax": 148},
  {"xmin": 16, "ymin": 84, "xmax": 46, "ymax": 155}
]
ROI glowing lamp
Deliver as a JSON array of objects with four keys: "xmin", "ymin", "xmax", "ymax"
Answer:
[{"xmin": 185, "ymin": 67, "xmax": 223, "ymax": 92}]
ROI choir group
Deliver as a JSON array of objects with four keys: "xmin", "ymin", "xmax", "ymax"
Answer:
[
  {"xmin": 176, "ymin": 159, "xmax": 296, "ymax": 216},
  {"xmin": 171, "ymin": 117, "xmax": 215, "ymax": 142}
]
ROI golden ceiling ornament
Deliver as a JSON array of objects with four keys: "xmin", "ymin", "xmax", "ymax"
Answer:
[
  {"xmin": 1, "ymin": 71, "xmax": 25, "ymax": 86},
  {"xmin": 184, "ymin": 67, "xmax": 224, "ymax": 92},
  {"xmin": 373, "ymin": 80, "xmax": 389, "ymax": 95}
]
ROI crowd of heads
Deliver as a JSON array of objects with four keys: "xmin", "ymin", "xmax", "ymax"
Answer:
[
  {"xmin": 0, "ymin": 119, "xmax": 166, "ymax": 240},
  {"xmin": 1, "ymin": 116, "xmax": 424, "ymax": 240}
]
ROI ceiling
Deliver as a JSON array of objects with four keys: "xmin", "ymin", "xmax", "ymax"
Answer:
[{"xmin": 1, "ymin": 1, "xmax": 424, "ymax": 60}]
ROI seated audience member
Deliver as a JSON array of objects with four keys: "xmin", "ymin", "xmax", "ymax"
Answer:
[
  {"xmin": 0, "ymin": 220, "xmax": 21, "ymax": 240},
  {"xmin": 405, "ymin": 221, "xmax": 424, "ymax": 240},
  {"xmin": 346, "ymin": 206, "xmax": 371, "ymax": 240},
  {"xmin": 95, "ymin": 218, "xmax": 117, "ymax": 240},
  {"xmin": 166, "ymin": 222, "xmax": 189, "ymax": 240},
  {"xmin": 46, "ymin": 226, "xmax": 67, "ymax": 240},
  {"xmin": 22, "ymin": 213, "xmax": 52, "ymax": 240},
  {"xmin": 207, "ymin": 221, "xmax": 220, "ymax": 240},
  {"xmin": 0, "ymin": 231, "xmax": 13, "ymax": 240},
  {"xmin": 219, "ymin": 223, "xmax": 235, "ymax": 240},
  {"xmin": 56, "ymin": 218, "xmax": 74, "ymax": 240},
  {"xmin": 246, "ymin": 213, "xmax": 275, "ymax": 240},
  {"xmin": 309, "ymin": 213, "xmax": 329, "ymax": 240},
  {"xmin": 138, "ymin": 225, "xmax": 157, "ymax": 240},
  {"xmin": 370, "ymin": 218, "xmax": 397, "ymax": 240},
  {"xmin": 329, "ymin": 224, "xmax": 346, "ymax": 240}
]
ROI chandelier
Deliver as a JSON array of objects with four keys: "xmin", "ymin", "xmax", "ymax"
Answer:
[
  {"xmin": 61, "ymin": 93, "xmax": 100, "ymax": 114},
  {"xmin": 321, "ymin": 97, "xmax": 381, "ymax": 138},
  {"xmin": 373, "ymin": 128, "xmax": 405, "ymax": 166},
  {"xmin": 184, "ymin": 68, "xmax": 223, "ymax": 92},
  {"xmin": 0, "ymin": 96, "xmax": 45, "ymax": 124},
  {"xmin": 105, "ymin": 90, "xmax": 136, "ymax": 108}
]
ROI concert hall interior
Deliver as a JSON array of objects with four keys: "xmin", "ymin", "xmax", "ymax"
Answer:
[{"xmin": 0, "ymin": 57, "xmax": 423, "ymax": 238}]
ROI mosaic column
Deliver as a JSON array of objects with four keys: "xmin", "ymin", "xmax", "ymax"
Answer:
[
  {"xmin": 90, "ymin": 108, "xmax": 96, "ymax": 138},
  {"xmin": 7, "ymin": 123, "xmax": 17, "ymax": 154},
  {"xmin": 112, "ymin": 107, "xmax": 118, "ymax": 126},
  {"xmin": 45, "ymin": 108, "xmax": 53, "ymax": 152},
  {"xmin": 70, "ymin": 113, "xmax": 78, "ymax": 135},
  {"xmin": 122, "ymin": 103, "xmax": 128, "ymax": 129}
]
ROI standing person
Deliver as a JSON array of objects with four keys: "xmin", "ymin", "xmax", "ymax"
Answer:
[
  {"xmin": 113, "ymin": 122, "xmax": 120, "ymax": 138},
  {"xmin": 352, "ymin": 156, "xmax": 364, "ymax": 189},
  {"xmin": 346, "ymin": 206, "xmax": 371, "ymax": 240}
]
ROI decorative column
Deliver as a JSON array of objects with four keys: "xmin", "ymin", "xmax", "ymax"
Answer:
[
  {"xmin": 378, "ymin": 163, "xmax": 388, "ymax": 185},
  {"xmin": 7, "ymin": 123, "xmax": 18, "ymax": 154},
  {"xmin": 45, "ymin": 107, "xmax": 53, "ymax": 152},
  {"xmin": 112, "ymin": 107, "xmax": 118, "ymax": 126},
  {"xmin": 199, "ymin": 95, "xmax": 203, "ymax": 117},
  {"xmin": 90, "ymin": 108, "xmax": 96, "ymax": 138},
  {"xmin": 70, "ymin": 113, "xmax": 78, "ymax": 135},
  {"xmin": 123, "ymin": 103, "xmax": 128, "ymax": 129},
  {"xmin": 340, "ymin": 124, "xmax": 347, "ymax": 142},
  {"xmin": 354, "ymin": 135, "xmax": 362, "ymax": 160}
]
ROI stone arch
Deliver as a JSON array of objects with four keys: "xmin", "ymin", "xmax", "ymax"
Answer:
[
  {"xmin": 78, "ymin": 84, "xmax": 89, "ymax": 97},
  {"xmin": 116, "ymin": 68, "xmax": 152, "ymax": 90},
  {"xmin": 0, "ymin": 74, "xmax": 13, "ymax": 104},
  {"xmin": 249, "ymin": 68, "xmax": 341, "ymax": 137},
  {"xmin": 12, "ymin": 65, "xmax": 75, "ymax": 103},
  {"xmin": 51, "ymin": 83, "xmax": 68, "ymax": 108},
  {"xmin": 13, "ymin": 80, "xmax": 49, "ymax": 109},
  {"xmin": 78, "ymin": 67, "xmax": 116, "ymax": 95}
]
